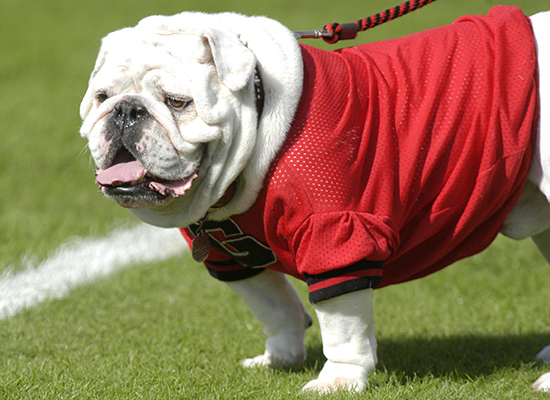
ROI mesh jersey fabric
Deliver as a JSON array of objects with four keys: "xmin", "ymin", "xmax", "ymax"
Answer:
[{"xmin": 181, "ymin": 6, "xmax": 539, "ymax": 303}]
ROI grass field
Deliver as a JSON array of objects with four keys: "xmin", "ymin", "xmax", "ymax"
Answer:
[{"xmin": 2, "ymin": 0, "xmax": 550, "ymax": 398}]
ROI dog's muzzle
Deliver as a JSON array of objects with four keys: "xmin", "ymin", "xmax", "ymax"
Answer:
[{"xmin": 95, "ymin": 100, "xmax": 200, "ymax": 209}]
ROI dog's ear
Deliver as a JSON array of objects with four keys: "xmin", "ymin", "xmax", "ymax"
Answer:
[{"xmin": 197, "ymin": 28, "xmax": 256, "ymax": 92}]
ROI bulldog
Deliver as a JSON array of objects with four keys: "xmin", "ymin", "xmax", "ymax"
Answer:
[{"xmin": 80, "ymin": 6, "xmax": 550, "ymax": 393}]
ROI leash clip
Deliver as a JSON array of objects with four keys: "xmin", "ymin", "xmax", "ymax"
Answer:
[
  {"xmin": 294, "ymin": 0, "xmax": 438, "ymax": 44},
  {"xmin": 294, "ymin": 30, "xmax": 333, "ymax": 39},
  {"xmin": 295, "ymin": 23, "xmax": 358, "ymax": 42}
]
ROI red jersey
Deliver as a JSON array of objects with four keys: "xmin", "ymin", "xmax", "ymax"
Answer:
[{"xmin": 181, "ymin": 6, "xmax": 538, "ymax": 303}]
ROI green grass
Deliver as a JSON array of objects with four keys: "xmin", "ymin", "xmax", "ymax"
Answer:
[
  {"xmin": 2, "ymin": 238, "xmax": 550, "ymax": 399},
  {"xmin": 1, "ymin": 0, "xmax": 550, "ymax": 398}
]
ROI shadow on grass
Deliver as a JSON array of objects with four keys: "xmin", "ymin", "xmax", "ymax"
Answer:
[{"xmin": 298, "ymin": 333, "xmax": 550, "ymax": 379}]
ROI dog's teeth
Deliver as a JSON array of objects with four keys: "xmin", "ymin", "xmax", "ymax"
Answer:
[{"xmin": 130, "ymin": 170, "xmax": 149, "ymax": 185}]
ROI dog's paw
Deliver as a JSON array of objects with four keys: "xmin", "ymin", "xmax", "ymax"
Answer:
[
  {"xmin": 533, "ymin": 372, "xmax": 550, "ymax": 392},
  {"xmin": 240, "ymin": 352, "xmax": 304, "ymax": 369},
  {"xmin": 302, "ymin": 361, "xmax": 368, "ymax": 394},
  {"xmin": 302, "ymin": 377, "xmax": 365, "ymax": 394},
  {"xmin": 241, "ymin": 354, "xmax": 275, "ymax": 368},
  {"xmin": 536, "ymin": 346, "xmax": 550, "ymax": 363},
  {"xmin": 241, "ymin": 331, "xmax": 307, "ymax": 369}
]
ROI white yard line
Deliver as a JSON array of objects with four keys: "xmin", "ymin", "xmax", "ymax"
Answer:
[{"xmin": 0, "ymin": 224, "xmax": 188, "ymax": 320}]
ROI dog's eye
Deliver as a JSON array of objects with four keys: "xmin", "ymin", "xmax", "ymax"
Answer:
[
  {"xmin": 97, "ymin": 93, "xmax": 109, "ymax": 104},
  {"xmin": 166, "ymin": 97, "xmax": 189, "ymax": 111}
]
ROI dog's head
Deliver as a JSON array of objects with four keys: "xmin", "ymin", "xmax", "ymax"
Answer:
[{"xmin": 79, "ymin": 13, "xmax": 261, "ymax": 227}]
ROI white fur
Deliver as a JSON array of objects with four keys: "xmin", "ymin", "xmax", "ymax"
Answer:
[
  {"xmin": 226, "ymin": 270, "xmax": 311, "ymax": 367},
  {"xmin": 534, "ymin": 372, "xmax": 550, "ymax": 392},
  {"xmin": 528, "ymin": 11, "xmax": 550, "ymax": 203},
  {"xmin": 303, "ymin": 290, "xmax": 377, "ymax": 393},
  {"xmin": 502, "ymin": 11, "xmax": 550, "ymax": 240}
]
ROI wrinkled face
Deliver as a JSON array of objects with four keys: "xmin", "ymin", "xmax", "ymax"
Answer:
[{"xmin": 79, "ymin": 21, "xmax": 257, "ymax": 227}]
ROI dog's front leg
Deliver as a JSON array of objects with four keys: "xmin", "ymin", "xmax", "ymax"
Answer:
[
  {"xmin": 303, "ymin": 289, "xmax": 377, "ymax": 394},
  {"xmin": 225, "ymin": 269, "xmax": 312, "ymax": 367}
]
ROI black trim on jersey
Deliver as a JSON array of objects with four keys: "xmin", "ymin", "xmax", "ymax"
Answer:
[
  {"xmin": 206, "ymin": 259, "xmax": 240, "ymax": 267},
  {"xmin": 308, "ymin": 275, "xmax": 383, "ymax": 303},
  {"xmin": 206, "ymin": 266, "xmax": 266, "ymax": 282},
  {"xmin": 305, "ymin": 260, "xmax": 384, "ymax": 304},
  {"xmin": 304, "ymin": 260, "xmax": 384, "ymax": 283}
]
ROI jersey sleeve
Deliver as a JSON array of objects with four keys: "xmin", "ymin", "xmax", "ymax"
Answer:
[{"xmin": 292, "ymin": 212, "xmax": 399, "ymax": 302}]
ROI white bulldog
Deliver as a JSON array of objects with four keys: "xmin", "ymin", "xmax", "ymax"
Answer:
[{"xmin": 80, "ymin": 7, "xmax": 550, "ymax": 394}]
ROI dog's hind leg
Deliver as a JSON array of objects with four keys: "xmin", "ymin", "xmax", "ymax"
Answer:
[
  {"xmin": 532, "ymin": 228, "xmax": 550, "ymax": 374},
  {"xmin": 225, "ymin": 269, "xmax": 312, "ymax": 368},
  {"xmin": 532, "ymin": 227, "xmax": 550, "ymax": 392}
]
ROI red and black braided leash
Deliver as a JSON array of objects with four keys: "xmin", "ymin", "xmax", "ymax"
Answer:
[{"xmin": 295, "ymin": 0, "xmax": 438, "ymax": 44}]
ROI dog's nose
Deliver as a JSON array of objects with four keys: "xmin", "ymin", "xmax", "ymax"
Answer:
[{"xmin": 113, "ymin": 100, "xmax": 148, "ymax": 130}]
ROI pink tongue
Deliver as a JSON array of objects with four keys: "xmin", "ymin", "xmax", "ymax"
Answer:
[
  {"xmin": 95, "ymin": 160, "xmax": 198, "ymax": 198},
  {"xmin": 96, "ymin": 160, "xmax": 146, "ymax": 185},
  {"xmin": 150, "ymin": 173, "xmax": 197, "ymax": 196}
]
